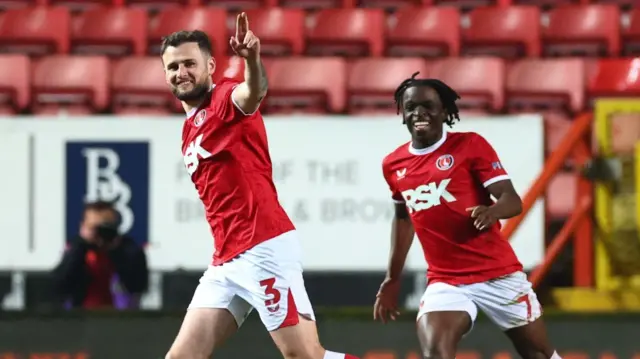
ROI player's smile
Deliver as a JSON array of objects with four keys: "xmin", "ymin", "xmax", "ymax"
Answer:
[
  {"xmin": 411, "ymin": 117, "xmax": 431, "ymax": 132},
  {"xmin": 177, "ymin": 80, "xmax": 194, "ymax": 91}
]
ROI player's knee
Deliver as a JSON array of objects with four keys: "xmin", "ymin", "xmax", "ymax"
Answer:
[
  {"xmin": 421, "ymin": 333, "xmax": 457, "ymax": 359},
  {"xmin": 279, "ymin": 342, "xmax": 324, "ymax": 359},
  {"xmin": 422, "ymin": 344, "xmax": 456, "ymax": 359},
  {"xmin": 165, "ymin": 349, "xmax": 209, "ymax": 359}
]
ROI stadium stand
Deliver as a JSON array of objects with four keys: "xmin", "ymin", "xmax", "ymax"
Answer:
[
  {"xmin": 149, "ymin": 7, "xmax": 227, "ymax": 57},
  {"xmin": 386, "ymin": 6, "xmax": 460, "ymax": 57},
  {"xmin": 0, "ymin": 3, "xmax": 635, "ymax": 115},
  {"xmin": 461, "ymin": 6, "xmax": 541, "ymax": 58},
  {"xmin": 0, "ymin": 2, "xmax": 639, "ymax": 299}
]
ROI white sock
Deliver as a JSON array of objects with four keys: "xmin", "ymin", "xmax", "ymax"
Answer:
[
  {"xmin": 324, "ymin": 351, "xmax": 345, "ymax": 359},
  {"xmin": 551, "ymin": 351, "xmax": 562, "ymax": 359}
]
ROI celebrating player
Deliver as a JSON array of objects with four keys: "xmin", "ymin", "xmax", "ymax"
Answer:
[
  {"xmin": 161, "ymin": 14, "xmax": 360, "ymax": 359},
  {"xmin": 374, "ymin": 73, "xmax": 560, "ymax": 359}
]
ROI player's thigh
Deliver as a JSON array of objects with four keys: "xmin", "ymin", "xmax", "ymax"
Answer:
[
  {"xmin": 270, "ymin": 315, "xmax": 324, "ymax": 359},
  {"xmin": 465, "ymin": 271, "xmax": 543, "ymax": 331},
  {"xmin": 232, "ymin": 261, "xmax": 321, "ymax": 358},
  {"xmin": 267, "ymin": 272, "xmax": 323, "ymax": 359},
  {"xmin": 504, "ymin": 317, "xmax": 555, "ymax": 359},
  {"xmin": 167, "ymin": 267, "xmax": 252, "ymax": 359},
  {"xmin": 416, "ymin": 282, "xmax": 477, "ymax": 359},
  {"xmin": 167, "ymin": 308, "xmax": 238, "ymax": 359}
]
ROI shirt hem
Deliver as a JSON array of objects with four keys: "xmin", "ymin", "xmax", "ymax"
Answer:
[
  {"xmin": 210, "ymin": 227, "xmax": 296, "ymax": 266},
  {"xmin": 427, "ymin": 264, "xmax": 524, "ymax": 286}
]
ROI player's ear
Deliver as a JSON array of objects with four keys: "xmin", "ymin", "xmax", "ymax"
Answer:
[{"xmin": 207, "ymin": 55, "xmax": 215, "ymax": 77}]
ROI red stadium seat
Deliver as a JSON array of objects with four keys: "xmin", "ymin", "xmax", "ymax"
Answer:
[
  {"xmin": 590, "ymin": 0, "xmax": 634, "ymax": 10},
  {"xmin": 511, "ymin": 0, "xmax": 583, "ymax": 9},
  {"xmin": 544, "ymin": 113, "xmax": 573, "ymax": 154},
  {"xmin": 125, "ymin": 0, "xmax": 200, "ymax": 10},
  {"xmin": 622, "ymin": 9, "xmax": 640, "ymax": 55},
  {"xmin": 547, "ymin": 172, "xmax": 576, "ymax": 219},
  {"xmin": 462, "ymin": 6, "xmax": 540, "ymax": 58},
  {"xmin": 425, "ymin": 0, "xmax": 510, "ymax": 10},
  {"xmin": 149, "ymin": 7, "xmax": 226, "ymax": 57},
  {"xmin": 0, "ymin": 0, "xmax": 47, "ymax": 10},
  {"xmin": 49, "ymin": 0, "xmax": 118, "ymax": 11},
  {"xmin": 213, "ymin": 56, "xmax": 246, "ymax": 83},
  {"xmin": 359, "ymin": 0, "xmax": 423, "ymax": 10},
  {"xmin": 306, "ymin": 9, "xmax": 385, "ymax": 57},
  {"xmin": 347, "ymin": 58, "xmax": 429, "ymax": 114},
  {"xmin": 588, "ymin": 58, "xmax": 640, "ymax": 98},
  {"xmin": 0, "ymin": 6, "xmax": 70, "ymax": 56},
  {"xmin": 201, "ymin": 0, "xmax": 278, "ymax": 9},
  {"xmin": 386, "ymin": 7, "xmax": 460, "ymax": 57},
  {"xmin": 240, "ymin": 8, "xmax": 305, "ymax": 56},
  {"xmin": 32, "ymin": 56, "xmax": 110, "ymax": 114},
  {"xmin": 506, "ymin": 59, "xmax": 585, "ymax": 114},
  {"xmin": 265, "ymin": 58, "xmax": 346, "ymax": 114},
  {"xmin": 112, "ymin": 57, "xmax": 178, "ymax": 115},
  {"xmin": 72, "ymin": 7, "xmax": 147, "ymax": 57},
  {"xmin": 0, "ymin": 55, "xmax": 30, "ymax": 114},
  {"xmin": 543, "ymin": 5, "xmax": 620, "ymax": 57},
  {"xmin": 429, "ymin": 57, "xmax": 505, "ymax": 113},
  {"xmin": 278, "ymin": 0, "xmax": 355, "ymax": 9}
]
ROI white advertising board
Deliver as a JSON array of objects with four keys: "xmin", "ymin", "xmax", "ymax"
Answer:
[{"xmin": 0, "ymin": 115, "xmax": 544, "ymax": 271}]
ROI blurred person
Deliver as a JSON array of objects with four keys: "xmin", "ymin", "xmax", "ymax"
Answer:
[
  {"xmin": 161, "ymin": 14, "xmax": 360, "ymax": 359},
  {"xmin": 53, "ymin": 201, "xmax": 148, "ymax": 309},
  {"xmin": 374, "ymin": 73, "xmax": 560, "ymax": 359}
]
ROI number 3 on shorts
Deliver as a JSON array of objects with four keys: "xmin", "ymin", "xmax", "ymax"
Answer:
[{"xmin": 260, "ymin": 277, "xmax": 282, "ymax": 313}]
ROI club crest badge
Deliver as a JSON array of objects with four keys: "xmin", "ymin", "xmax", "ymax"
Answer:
[
  {"xmin": 194, "ymin": 110, "xmax": 207, "ymax": 127},
  {"xmin": 436, "ymin": 154, "xmax": 454, "ymax": 171}
]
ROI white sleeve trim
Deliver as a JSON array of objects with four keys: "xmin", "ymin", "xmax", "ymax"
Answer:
[
  {"xmin": 393, "ymin": 199, "xmax": 405, "ymax": 204},
  {"xmin": 231, "ymin": 85, "xmax": 260, "ymax": 116},
  {"xmin": 483, "ymin": 174, "xmax": 510, "ymax": 188}
]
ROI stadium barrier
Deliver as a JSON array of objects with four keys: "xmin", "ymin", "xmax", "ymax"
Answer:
[
  {"xmin": 0, "ymin": 311, "xmax": 638, "ymax": 359},
  {"xmin": 0, "ymin": 115, "xmax": 545, "ymax": 272}
]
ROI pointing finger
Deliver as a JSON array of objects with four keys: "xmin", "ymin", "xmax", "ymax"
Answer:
[
  {"xmin": 243, "ymin": 12, "xmax": 249, "ymax": 31},
  {"xmin": 235, "ymin": 14, "xmax": 242, "ymax": 39}
]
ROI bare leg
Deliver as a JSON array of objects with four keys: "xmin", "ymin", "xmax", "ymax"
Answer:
[
  {"xmin": 416, "ymin": 311, "xmax": 472, "ymax": 359},
  {"xmin": 165, "ymin": 308, "xmax": 238, "ymax": 359},
  {"xmin": 270, "ymin": 315, "xmax": 361, "ymax": 359},
  {"xmin": 505, "ymin": 317, "xmax": 556, "ymax": 359}
]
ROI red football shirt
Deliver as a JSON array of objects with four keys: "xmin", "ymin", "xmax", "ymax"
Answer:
[
  {"xmin": 181, "ymin": 78, "xmax": 295, "ymax": 265},
  {"xmin": 382, "ymin": 131, "xmax": 523, "ymax": 285}
]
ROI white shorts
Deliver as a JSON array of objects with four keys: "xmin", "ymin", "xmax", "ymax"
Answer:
[
  {"xmin": 188, "ymin": 230, "xmax": 316, "ymax": 331},
  {"xmin": 417, "ymin": 271, "xmax": 543, "ymax": 331}
]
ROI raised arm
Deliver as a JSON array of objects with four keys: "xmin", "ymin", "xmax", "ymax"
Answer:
[{"xmin": 229, "ymin": 12, "xmax": 267, "ymax": 115}]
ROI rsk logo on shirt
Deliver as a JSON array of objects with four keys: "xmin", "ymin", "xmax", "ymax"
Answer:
[
  {"xmin": 401, "ymin": 179, "xmax": 456, "ymax": 213},
  {"xmin": 183, "ymin": 134, "xmax": 212, "ymax": 176}
]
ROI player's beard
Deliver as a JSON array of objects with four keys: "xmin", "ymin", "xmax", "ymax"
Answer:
[{"xmin": 172, "ymin": 79, "xmax": 211, "ymax": 102}]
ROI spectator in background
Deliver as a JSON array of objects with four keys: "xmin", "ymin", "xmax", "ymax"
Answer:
[{"xmin": 53, "ymin": 201, "xmax": 149, "ymax": 309}]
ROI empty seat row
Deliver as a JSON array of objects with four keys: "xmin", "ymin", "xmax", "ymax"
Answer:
[
  {"xmin": 2, "ymin": 0, "xmax": 635, "ymax": 12},
  {"xmin": 2, "ymin": 6, "xmax": 640, "ymax": 58},
  {"xmin": 1, "ymin": 55, "xmax": 637, "ymax": 115}
]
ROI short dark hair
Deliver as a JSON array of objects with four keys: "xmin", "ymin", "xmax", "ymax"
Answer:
[
  {"xmin": 83, "ymin": 201, "xmax": 121, "ymax": 225},
  {"xmin": 160, "ymin": 30, "xmax": 213, "ymax": 56},
  {"xmin": 394, "ymin": 72, "xmax": 462, "ymax": 127}
]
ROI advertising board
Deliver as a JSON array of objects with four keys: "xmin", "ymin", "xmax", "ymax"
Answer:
[{"xmin": 0, "ymin": 115, "xmax": 544, "ymax": 271}]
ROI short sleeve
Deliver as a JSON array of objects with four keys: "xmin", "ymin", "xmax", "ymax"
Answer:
[
  {"xmin": 382, "ymin": 160, "xmax": 405, "ymax": 204},
  {"xmin": 211, "ymin": 78, "xmax": 254, "ymax": 123},
  {"xmin": 469, "ymin": 134, "xmax": 510, "ymax": 188}
]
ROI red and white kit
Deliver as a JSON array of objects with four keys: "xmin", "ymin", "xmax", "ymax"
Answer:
[
  {"xmin": 382, "ymin": 130, "xmax": 542, "ymax": 330},
  {"xmin": 181, "ymin": 78, "xmax": 314, "ymax": 331}
]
